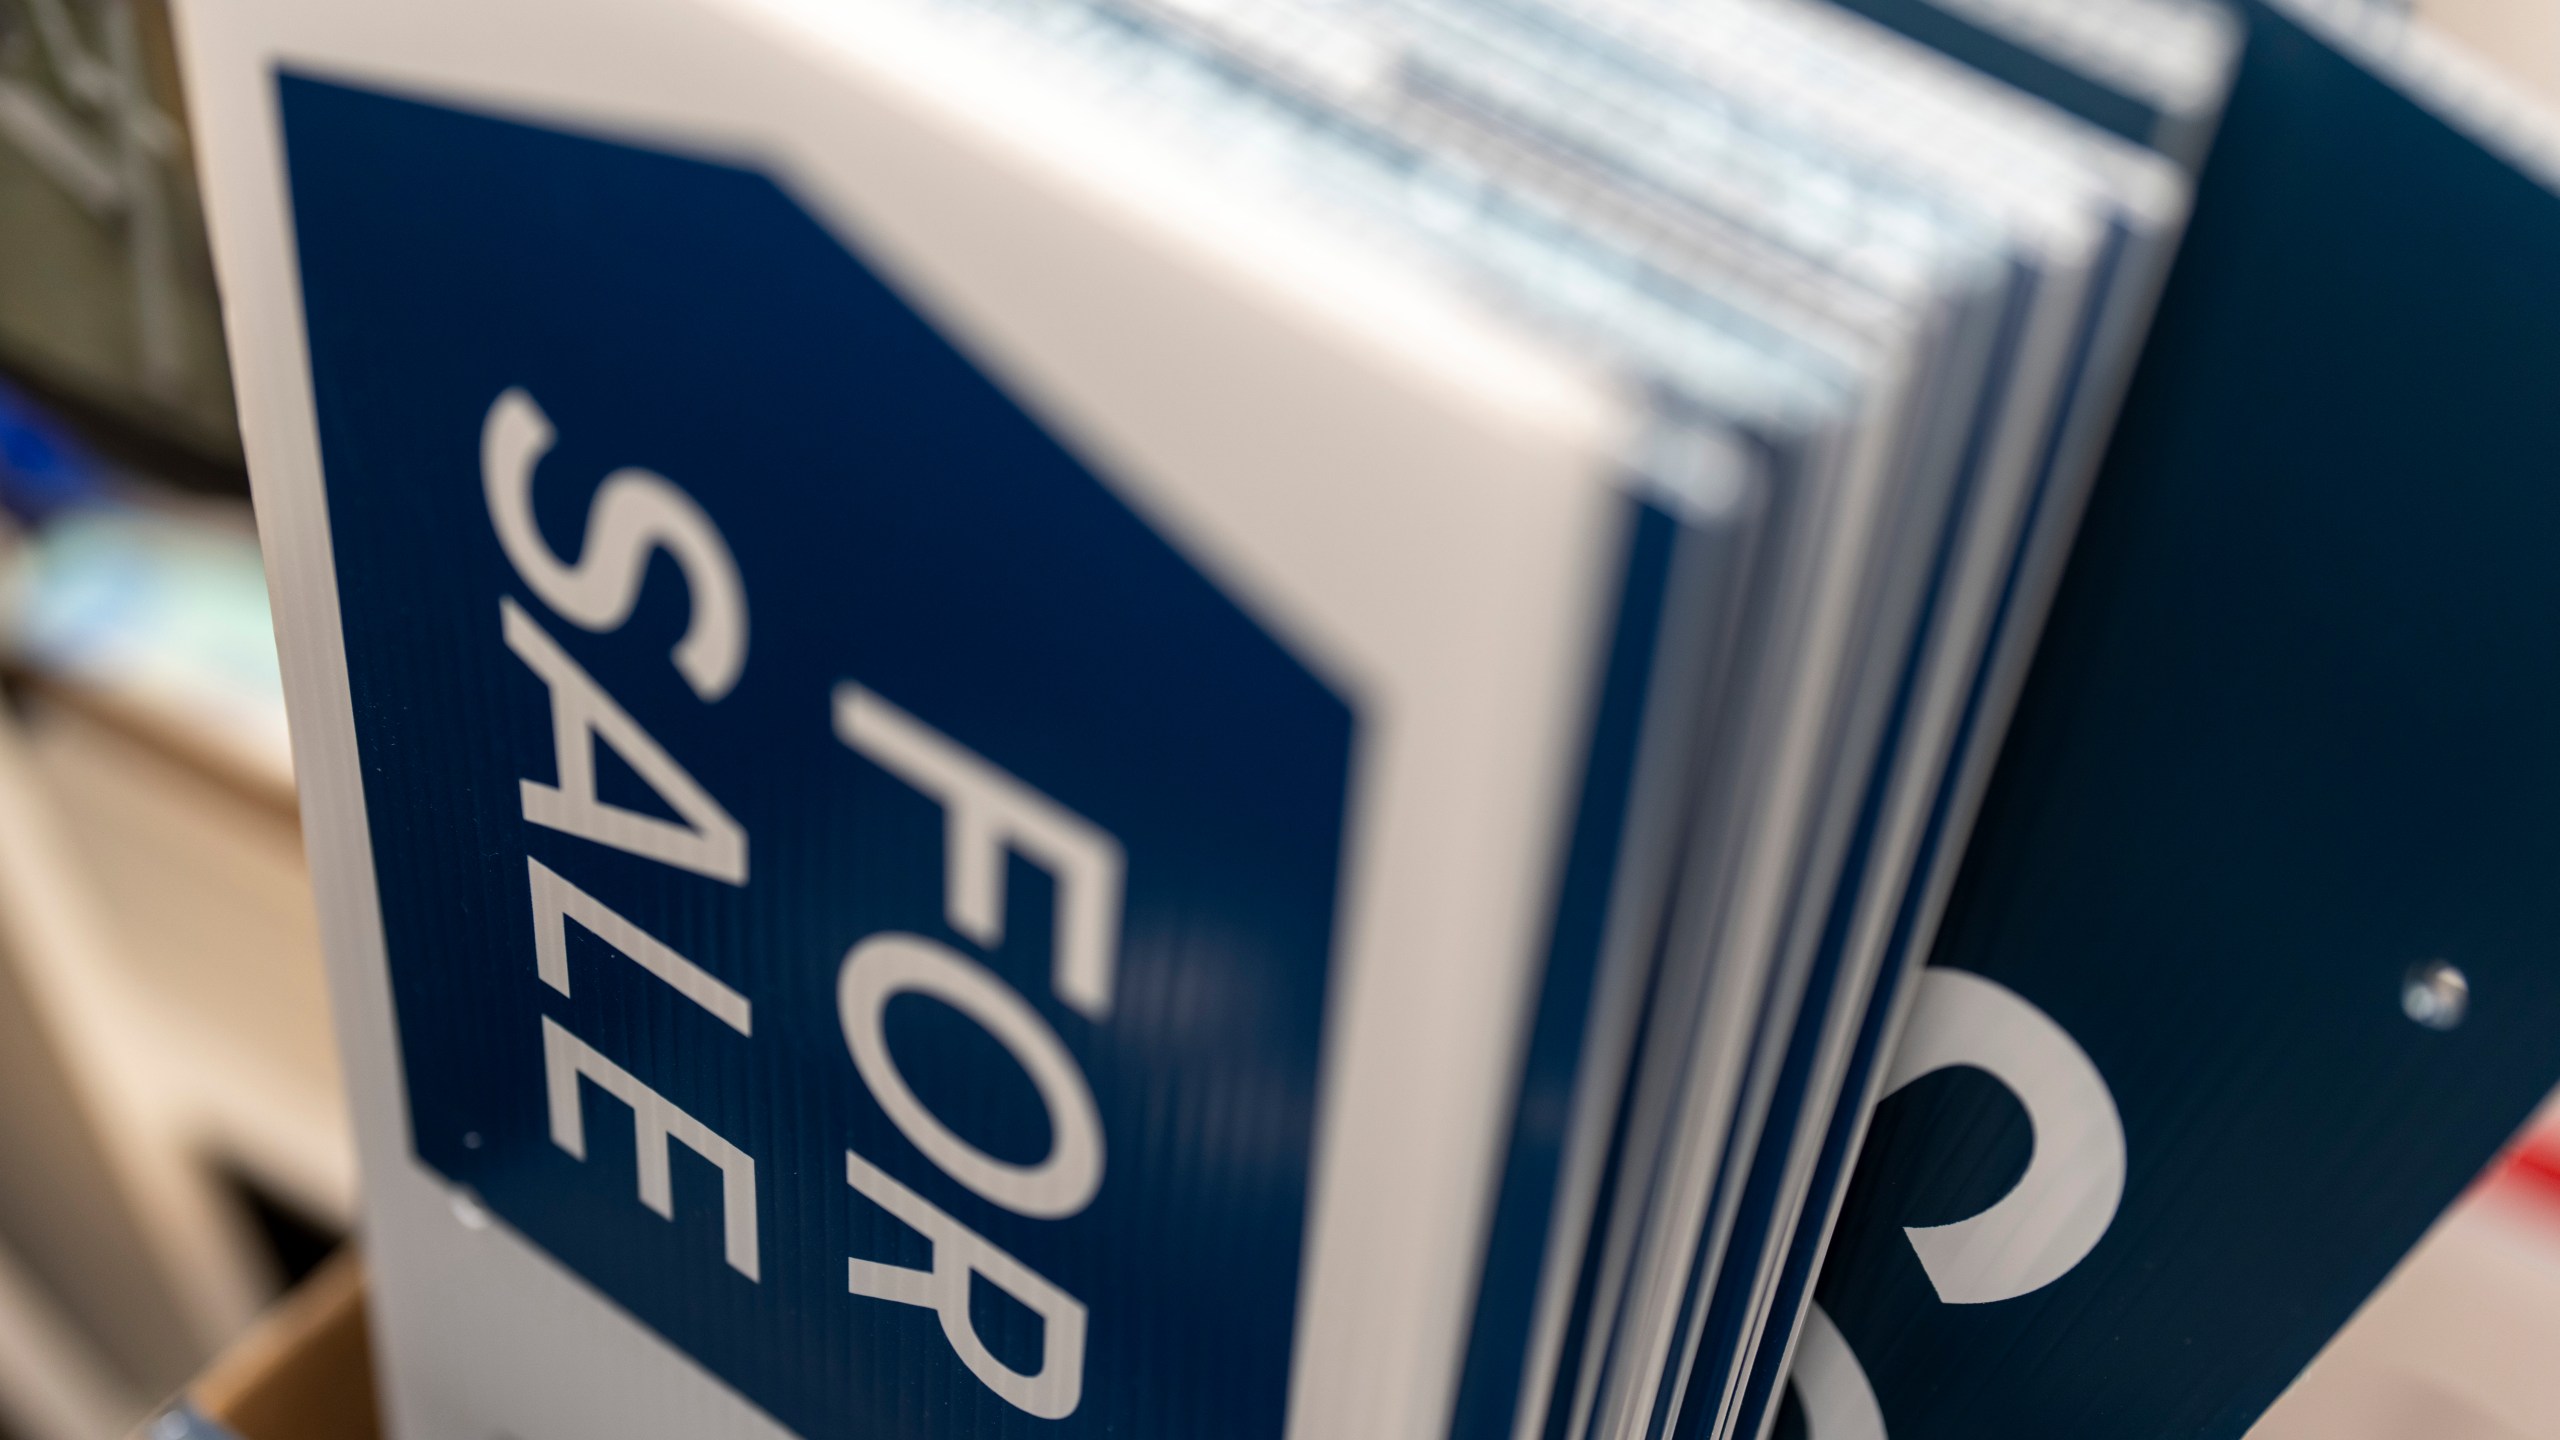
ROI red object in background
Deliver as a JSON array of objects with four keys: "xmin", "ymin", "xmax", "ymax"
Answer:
[
  {"xmin": 2505, "ymin": 1139, "xmax": 2560, "ymax": 1202},
  {"xmin": 2487, "ymin": 1128, "xmax": 2560, "ymax": 1212}
]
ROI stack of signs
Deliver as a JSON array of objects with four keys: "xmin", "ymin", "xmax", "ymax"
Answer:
[
  {"xmin": 167, "ymin": 0, "xmax": 2237, "ymax": 1437},
  {"xmin": 1732, "ymin": 3, "xmax": 2560, "ymax": 1440}
]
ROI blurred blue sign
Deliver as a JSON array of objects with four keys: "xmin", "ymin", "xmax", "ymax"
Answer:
[{"xmin": 1773, "ymin": 10, "xmax": 2560, "ymax": 1440}]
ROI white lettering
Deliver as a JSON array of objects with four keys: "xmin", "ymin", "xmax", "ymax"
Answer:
[
  {"xmin": 505, "ymin": 599, "xmax": 746, "ymax": 884},
  {"xmin": 541, "ymin": 1017, "xmax": 759, "ymax": 1280},
  {"xmin": 528, "ymin": 857, "xmax": 749, "ymax": 1034},
  {"xmin": 1880, "ymin": 967, "xmax": 2124, "ymax": 1305},
  {"xmin": 846, "ymin": 1148, "xmax": 1087, "ymax": 1420},
  {"xmin": 834, "ymin": 685, "xmax": 1122, "ymax": 1019},
  {"xmin": 839, "ymin": 932, "xmax": 1103, "ymax": 1219},
  {"xmin": 1789, "ymin": 1303, "xmax": 1886, "ymax": 1440},
  {"xmin": 482, "ymin": 387, "xmax": 748, "ymax": 701}
]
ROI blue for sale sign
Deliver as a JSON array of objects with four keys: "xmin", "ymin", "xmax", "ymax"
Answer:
[{"xmin": 281, "ymin": 74, "xmax": 1356, "ymax": 1440}]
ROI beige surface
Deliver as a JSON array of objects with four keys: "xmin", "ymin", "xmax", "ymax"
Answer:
[
  {"xmin": 0, "ymin": 1234, "xmax": 147, "ymax": 1440},
  {"xmin": 0, "ymin": 843, "xmax": 212, "ymax": 1393},
  {"xmin": 2252, "ymin": 1182, "xmax": 2560, "ymax": 1440},
  {"xmin": 21, "ymin": 697, "xmax": 352, "ymax": 1225},
  {"xmin": 2417, "ymin": 0, "xmax": 2560, "ymax": 110},
  {"xmin": 0, "ymin": 700, "xmax": 269, "ymax": 1397}
]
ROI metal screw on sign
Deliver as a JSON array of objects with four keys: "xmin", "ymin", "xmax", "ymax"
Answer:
[{"xmin": 2401, "ymin": 960, "xmax": 2469, "ymax": 1031}]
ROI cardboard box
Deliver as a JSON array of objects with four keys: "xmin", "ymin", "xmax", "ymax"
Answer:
[{"xmin": 139, "ymin": 1255, "xmax": 377, "ymax": 1440}]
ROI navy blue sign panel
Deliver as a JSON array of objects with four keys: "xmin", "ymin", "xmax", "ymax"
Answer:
[
  {"xmin": 1787, "ymin": 9, "xmax": 2560, "ymax": 1440},
  {"xmin": 280, "ymin": 75, "xmax": 1356, "ymax": 1440}
]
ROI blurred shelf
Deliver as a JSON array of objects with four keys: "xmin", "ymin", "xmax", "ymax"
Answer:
[
  {"xmin": 0, "ymin": 1232, "xmax": 149, "ymax": 1440},
  {"xmin": 0, "ymin": 493, "xmax": 345, "ymax": 1440},
  {"xmin": 17, "ymin": 691, "xmax": 349, "ymax": 1226}
]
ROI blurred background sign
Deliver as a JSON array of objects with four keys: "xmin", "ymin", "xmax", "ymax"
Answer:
[{"xmin": 0, "ymin": 0, "xmax": 237, "ymax": 468}]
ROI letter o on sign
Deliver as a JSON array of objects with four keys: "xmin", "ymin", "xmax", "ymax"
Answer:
[{"xmin": 839, "ymin": 932, "xmax": 1104, "ymax": 1218}]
